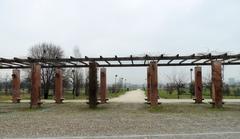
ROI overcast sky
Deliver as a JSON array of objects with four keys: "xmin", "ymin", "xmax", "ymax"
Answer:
[{"xmin": 0, "ymin": 0, "xmax": 240, "ymax": 84}]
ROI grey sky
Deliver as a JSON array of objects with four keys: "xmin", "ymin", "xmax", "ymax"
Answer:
[{"xmin": 0, "ymin": 0, "xmax": 240, "ymax": 84}]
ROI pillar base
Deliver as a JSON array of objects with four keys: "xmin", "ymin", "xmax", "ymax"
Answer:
[
  {"xmin": 54, "ymin": 98, "xmax": 64, "ymax": 104},
  {"xmin": 12, "ymin": 98, "xmax": 21, "ymax": 103},
  {"xmin": 193, "ymin": 98, "xmax": 204, "ymax": 104},
  {"xmin": 209, "ymin": 102, "xmax": 224, "ymax": 108},
  {"xmin": 145, "ymin": 102, "xmax": 161, "ymax": 105},
  {"xmin": 30, "ymin": 101, "xmax": 43, "ymax": 108},
  {"xmin": 97, "ymin": 98, "xmax": 109, "ymax": 104}
]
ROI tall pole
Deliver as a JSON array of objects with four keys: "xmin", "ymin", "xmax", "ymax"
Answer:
[
  {"xmin": 190, "ymin": 68, "xmax": 193, "ymax": 98},
  {"xmin": 115, "ymin": 74, "xmax": 118, "ymax": 87},
  {"xmin": 190, "ymin": 68, "xmax": 193, "ymax": 83}
]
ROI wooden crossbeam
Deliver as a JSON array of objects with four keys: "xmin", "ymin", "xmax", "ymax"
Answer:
[
  {"xmin": 144, "ymin": 55, "xmax": 148, "ymax": 65},
  {"xmin": 130, "ymin": 55, "xmax": 134, "ymax": 65},
  {"xmin": 157, "ymin": 54, "xmax": 164, "ymax": 63},
  {"xmin": 100, "ymin": 56, "xmax": 111, "ymax": 65},
  {"xmin": 115, "ymin": 55, "xmax": 122, "ymax": 65},
  {"xmin": 228, "ymin": 58, "xmax": 240, "ymax": 63},
  {"xmin": 179, "ymin": 59, "xmax": 187, "ymax": 64},
  {"xmin": 70, "ymin": 56, "xmax": 88, "ymax": 65},
  {"xmin": 192, "ymin": 59, "xmax": 201, "ymax": 63},
  {"xmin": 167, "ymin": 59, "xmax": 174, "ymax": 64}
]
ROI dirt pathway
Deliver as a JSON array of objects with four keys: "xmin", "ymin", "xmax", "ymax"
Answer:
[{"xmin": 109, "ymin": 89, "xmax": 146, "ymax": 103}]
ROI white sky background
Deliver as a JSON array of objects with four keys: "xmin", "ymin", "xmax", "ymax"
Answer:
[{"xmin": 0, "ymin": 0, "xmax": 240, "ymax": 84}]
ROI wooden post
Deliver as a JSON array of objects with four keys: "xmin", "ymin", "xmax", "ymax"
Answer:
[
  {"xmin": 55, "ymin": 68, "xmax": 64, "ymax": 104},
  {"xmin": 146, "ymin": 67, "xmax": 151, "ymax": 102},
  {"xmin": 100, "ymin": 68, "xmax": 107, "ymax": 104},
  {"xmin": 89, "ymin": 62, "xmax": 98, "ymax": 108},
  {"xmin": 149, "ymin": 61, "xmax": 158, "ymax": 106},
  {"xmin": 12, "ymin": 69, "xmax": 21, "ymax": 103},
  {"xmin": 194, "ymin": 66, "xmax": 203, "ymax": 103},
  {"xmin": 211, "ymin": 61, "xmax": 223, "ymax": 108},
  {"xmin": 30, "ymin": 63, "xmax": 42, "ymax": 108}
]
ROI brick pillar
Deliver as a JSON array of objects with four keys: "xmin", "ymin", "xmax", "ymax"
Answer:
[
  {"xmin": 55, "ymin": 68, "xmax": 64, "ymax": 104},
  {"xmin": 100, "ymin": 68, "xmax": 107, "ymax": 104},
  {"xmin": 211, "ymin": 61, "xmax": 223, "ymax": 108},
  {"xmin": 89, "ymin": 62, "xmax": 98, "ymax": 108},
  {"xmin": 146, "ymin": 67, "xmax": 151, "ymax": 102},
  {"xmin": 12, "ymin": 69, "xmax": 21, "ymax": 103},
  {"xmin": 30, "ymin": 63, "xmax": 42, "ymax": 108},
  {"xmin": 149, "ymin": 61, "xmax": 158, "ymax": 106},
  {"xmin": 194, "ymin": 66, "xmax": 203, "ymax": 103}
]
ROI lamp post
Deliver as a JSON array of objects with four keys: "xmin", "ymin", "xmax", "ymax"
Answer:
[
  {"xmin": 125, "ymin": 79, "xmax": 127, "ymax": 90},
  {"xmin": 114, "ymin": 74, "xmax": 118, "ymax": 92},
  {"xmin": 72, "ymin": 69, "xmax": 75, "ymax": 99},
  {"xmin": 190, "ymin": 68, "xmax": 193, "ymax": 98},
  {"xmin": 115, "ymin": 74, "xmax": 118, "ymax": 87},
  {"xmin": 121, "ymin": 77, "xmax": 124, "ymax": 89},
  {"xmin": 190, "ymin": 68, "xmax": 193, "ymax": 82}
]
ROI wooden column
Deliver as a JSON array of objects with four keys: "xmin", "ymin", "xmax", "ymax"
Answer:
[
  {"xmin": 12, "ymin": 69, "xmax": 21, "ymax": 103},
  {"xmin": 146, "ymin": 67, "xmax": 151, "ymax": 102},
  {"xmin": 89, "ymin": 62, "xmax": 98, "ymax": 108},
  {"xmin": 149, "ymin": 61, "xmax": 158, "ymax": 106},
  {"xmin": 30, "ymin": 63, "xmax": 42, "ymax": 108},
  {"xmin": 55, "ymin": 68, "xmax": 64, "ymax": 104},
  {"xmin": 211, "ymin": 61, "xmax": 223, "ymax": 108},
  {"xmin": 100, "ymin": 68, "xmax": 107, "ymax": 104},
  {"xmin": 194, "ymin": 66, "xmax": 203, "ymax": 103}
]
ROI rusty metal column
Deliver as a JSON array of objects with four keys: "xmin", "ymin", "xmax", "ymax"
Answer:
[
  {"xmin": 30, "ymin": 63, "xmax": 42, "ymax": 108},
  {"xmin": 149, "ymin": 61, "xmax": 158, "ymax": 106},
  {"xmin": 146, "ymin": 67, "xmax": 151, "ymax": 102},
  {"xmin": 194, "ymin": 66, "xmax": 203, "ymax": 103},
  {"xmin": 89, "ymin": 61, "xmax": 98, "ymax": 108},
  {"xmin": 55, "ymin": 68, "xmax": 64, "ymax": 104},
  {"xmin": 12, "ymin": 69, "xmax": 21, "ymax": 103},
  {"xmin": 211, "ymin": 61, "xmax": 223, "ymax": 108},
  {"xmin": 100, "ymin": 68, "xmax": 107, "ymax": 104}
]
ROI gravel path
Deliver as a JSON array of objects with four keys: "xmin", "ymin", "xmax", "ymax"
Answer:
[{"xmin": 109, "ymin": 89, "xmax": 145, "ymax": 103}]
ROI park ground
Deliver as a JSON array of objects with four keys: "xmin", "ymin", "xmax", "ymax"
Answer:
[{"xmin": 0, "ymin": 90, "xmax": 240, "ymax": 139}]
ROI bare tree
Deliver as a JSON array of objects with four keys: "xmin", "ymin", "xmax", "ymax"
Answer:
[
  {"xmin": 166, "ymin": 73, "xmax": 187, "ymax": 99},
  {"xmin": 165, "ymin": 83, "xmax": 175, "ymax": 95},
  {"xmin": 68, "ymin": 47, "xmax": 84, "ymax": 97},
  {"xmin": 29, "ymin": 43, "xmax": 64, "ymax": 99},
  {"xmin": 3, "ymin": 74, "xmax": 10, "ymax": 95}
]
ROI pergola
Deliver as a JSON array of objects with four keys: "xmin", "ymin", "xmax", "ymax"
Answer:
[
  {"xmin": 0, "ymin": 53, "xmax": 240, "ymax": 69},
  {"xmin": 3, "ymin": 53, "xmax": 240, "ymax": 108}
]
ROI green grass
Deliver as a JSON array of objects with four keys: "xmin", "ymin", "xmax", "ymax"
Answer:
[
  {"xmin": 0, "ymin": 89, "xmax": 128, "ymax": 101},
  {"xmin": 157, "ymin": 89, "xmax": 240, "ymax": 99}
]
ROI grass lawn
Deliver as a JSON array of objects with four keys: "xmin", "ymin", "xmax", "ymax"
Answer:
[
  {"xmin": 158, "ymin": 89, "xmax": 240, "ymax": 99},
  {"xmin": 0, "ymin": 89, "xmax": 128, "ymax": 101}
]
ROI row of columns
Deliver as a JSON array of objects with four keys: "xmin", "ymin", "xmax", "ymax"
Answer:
[
  {"xmin": 11, "ymin": 62, "xmax": 108, "ymax": 108},
  {"xmin": 11, "ymin": 64, "xmax": 64, "ymax": 107},
  {"xmin": 192, "ymin": 61, "xmax": 223, "ymax": 108},
  {"xmin": 10, "ymin": 61, "xmax": 224, "ymax": 108},
  {"xmin": 146, "ymin": 61, "xmax": 224, "ymax": 108}
]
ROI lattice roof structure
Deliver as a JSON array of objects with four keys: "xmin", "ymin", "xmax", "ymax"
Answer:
[{"xmin": 0, "ymin": 53, "xmax": 240, "ymax": 69}]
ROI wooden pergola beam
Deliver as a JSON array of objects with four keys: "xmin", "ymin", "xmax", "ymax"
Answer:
[{"xmin": 0, "ymin": 53, "xmax": 240, "ymax": 69}]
